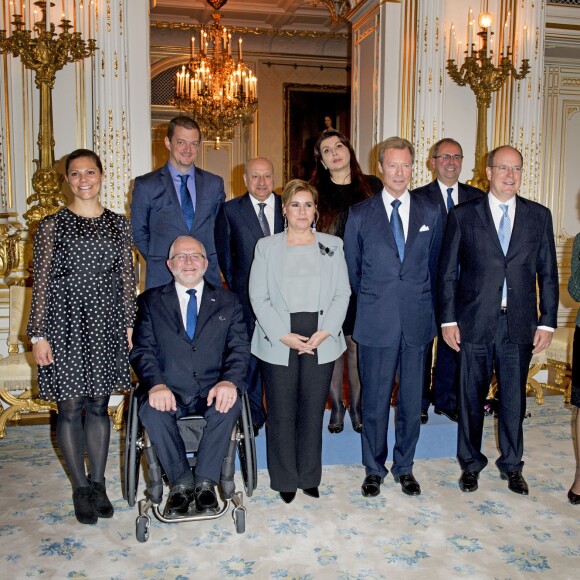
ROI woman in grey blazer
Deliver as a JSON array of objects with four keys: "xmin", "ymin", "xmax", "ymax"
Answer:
[{"xmin": 249, "ymin": 179, "xmax": 350, "ymax": 503}]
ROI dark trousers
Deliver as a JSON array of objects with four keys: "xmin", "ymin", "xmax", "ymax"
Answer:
[
  {"xmin": 359, "ymin": 337, "xmax": 426, "ymax": 478},
  {"xmin": 422, "ymin": 335, "xmax": 460, "ymax": 412},
  {"xmin": 457, "ymin": 313, "xmax": 532, "ymax": 473},
  {"xmin": 245, "ymin": 316, "xmax": 266, "ymax": 428},
  {"xmin": 139, "ymin": 393, "xmax": 241, "ymax": 485},
  {"xmin": 262, "ymin": 312, "xmax": 334, "ymax": 492}
]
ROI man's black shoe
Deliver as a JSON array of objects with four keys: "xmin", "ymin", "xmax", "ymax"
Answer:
[
  {"xmin": 253, "ymin": 423, "xmax": 261, "ymax": 437},
  {"xmin": 421, "ymin": 410, "xmax": 429, "ymax": 425},
  {"xmin": 164, "ymin": 484, "xmax": 195, "ymax": 517},
  {"xmin": 459, "ymin": 470, "xmax": 480, "ymax": 492},
  {"xmin": 361, "ymin": 474, "xmax": 384, "ymax": 497},
  {"xmin": 500, "ymin": 471, "xmax": 529, "ymax": 495},
  {"xmin": 194, "ymin": 479, "xmax": 219, "ymax": 512},
  {"xmin": 434, "ymin": 408, "xmax": 459, "ymax": 422},
  {"xmin": 394, "ymin": 473, "xmax": 421, "ymax": 496}
]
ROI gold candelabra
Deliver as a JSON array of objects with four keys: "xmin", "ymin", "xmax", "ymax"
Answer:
[
  {"xmin": 446, "ymin": 20, "xmax": 529, "ymax": 190},
  {"xmin": 170, "ymin": 0, "xmax": 257, "ymax": 148},
  {"xmin": 0, "ymin": 1, "xmax": 96, "ymax": 283},
  {"xmin": 0, "ymin": 1, "xmax": 97, "ymax": 231}
]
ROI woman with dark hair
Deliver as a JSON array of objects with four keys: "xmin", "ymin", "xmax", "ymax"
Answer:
[
  {"xmin": 567, "ymin": 232, "xmax": 580, "ymax": 505},
  {"xmin": 310, "ymin": 130, "xmax": 383, "ymax": 434},
  {"xmin": 28, "ymin": 149, "xmax": 136, "ymax": 524}
]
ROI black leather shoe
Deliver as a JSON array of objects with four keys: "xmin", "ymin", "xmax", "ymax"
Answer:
[
  {"xmin": 500, "ymin": 471, "xmax": 529, "ymax": 495},
  {"xmin": 280, "ymin": 491, "xmax": 296, "ymax": 504},
  {"xmin": 303, "ymin": 487, "xmax": 319, "ymax": 498},
  {"xmin": 361, "ymin": 474, "xmax": 384, "ymax": 497},
  {"xmin": 568, "ymin": 488, "xmax": 580, "ymax": 505},
  {"xmin": 253, "ymin": 423, "xmax": 261, "ymax": 437},
  {"xmin": 421, "ymin": 410, "xmax": 429, "ymax": 425},
  {"xmin": 164, "ymin": 484, "xmax": 195, "ymax": 517},
  {"xmin": 328, "ymin": 402, "xmax": 346, "ymax": 433},
  {"xmin": 459, "ymin": 470, "xmax": 480, "ymax": 492},
  {"xmin": 353, "ymin": 423, "xmax": 363, "ymax": 433},
  {"xmin": 194, "ymin": 479, "xmax": 219, "ymax": 512},
  {"xmin": 434, "ymin": 408, "xmax": 459, "ymax": 422},
  {"xmin": 394, "ymin": 473, "xmax": 421, "ymax": 496}
]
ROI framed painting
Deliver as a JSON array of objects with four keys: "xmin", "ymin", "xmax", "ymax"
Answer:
[{"xmin": 284, "ymin": 84, "xmax": 351, "ymax": 183}]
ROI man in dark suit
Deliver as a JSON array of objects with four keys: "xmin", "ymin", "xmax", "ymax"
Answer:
[
  {"xmin": 413, "ymin": 138, "xmax": 484, "ymax": 424},
  {"xmin": 439, "ymin": 145, "xmax": 558, "ymax": 496},
  {"xmin": 215, "ymin": 157, "xmax": 284, "ymax": 435},
  {"xmin": 130, "ymin": 236, "xmax": 250, "ymax": 516},
  {"xmin": 344, "ymin": 137, "xmax": 442, "ymax": 498},
  {"xmin": 131, "ymin": 116, "xmax": 226, "ymax": 289}
]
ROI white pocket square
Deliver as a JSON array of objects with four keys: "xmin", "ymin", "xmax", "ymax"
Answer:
[{"xmin": 419, "ymin": 225, "xmax": 430, "ymax": 232}]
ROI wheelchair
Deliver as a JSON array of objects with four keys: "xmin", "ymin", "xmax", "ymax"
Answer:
[{"xmin": 122, "ymin": 387, "xmax": 257, "ymax": 542}]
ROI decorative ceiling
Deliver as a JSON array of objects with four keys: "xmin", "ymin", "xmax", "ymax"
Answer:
[{"xmin": 150, "ymin": 0, "xmax": 347, "ymax": 31}]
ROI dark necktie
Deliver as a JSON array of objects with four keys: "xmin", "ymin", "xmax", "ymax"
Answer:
[
  {"xmin": 257, "ymin": 203, "xmax": 271, "ymax": 236},
  {"xmin": 186, "ymin": 289, "xmax": 198, "ymax": 340},
  {"xmin": 498, "ymin": 204, "xmax": 512, "ymax": 302},
  {"xmin": 446, "ymin": 187, "xmax": 455, "ymax": 212},
  {"xmin": 390, "ymin": 199, "xmax": 405, "ymax": 262},
  {"xmin": 180, "ymin": 174, "xmax": 195, "ymax": 230}
]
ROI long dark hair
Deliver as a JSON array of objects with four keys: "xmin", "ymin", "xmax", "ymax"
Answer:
[{"xmin": 310, "ymin": 130, "xmax": 373, "ymax": 234}]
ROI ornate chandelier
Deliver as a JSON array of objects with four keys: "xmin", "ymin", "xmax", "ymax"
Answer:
[{"xmin": 170, "ymin": 0, "xmax": 257, "ymax": 146}]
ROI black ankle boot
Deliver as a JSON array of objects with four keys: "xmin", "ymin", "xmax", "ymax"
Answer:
[
  {"xmin": 90, "ymin": 479, "xmax": 114, "ymax": 518},
  {"xmin": 72, "ymin": 486, "xmax": 97, "ymax": 524}
]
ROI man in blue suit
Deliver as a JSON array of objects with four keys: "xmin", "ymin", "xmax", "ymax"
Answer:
[
  {"xmin": 439, "ymin": 145, "xmax": 558, "ymax": 496},
  {"xmin": 413, "ymin": 138, "xmax": 484, "ymax": 424},
  {"xmin": 344, "ymin": 137, "xmax": 442, "ymax": 497},
  {"xmin": 130, "ymin": 236, "xmax": 249, "ymax": 516},
  {"xmin": 215, "ymin": 157, "xmax": 284, "ymax": 435},
  {"xmin": 131, "ymin": 116, "xmax": 226, "ymax": 289}
]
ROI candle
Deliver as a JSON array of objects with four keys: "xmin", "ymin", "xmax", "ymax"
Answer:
[
  {"xmin": 468, "ymin": 19, "xmax": 473, "ymax": 57},
  {"xmin": 503, "ymin": 21, "xmax": 508, "ymax": 57},
  {"xmin": 191, "ymin": 36, "xmax": 195, "ymax": 59},
  {"xmin": 228, "ymin": 33, "xmax": 231, "ymax": 55},
  {"xmin": 238, "ymin": 37, "xmax": 242, "ymax": 61},
  {"xmin": 457, "ymin": 41, "xmax": 463, "ymax": 66},
  {"xmin": 46, "ymin": 0, "xmax": 50, "ymax": 31},
  {"xmin": 448, "ymin": 23, "xmax": 454, "ymax": 60},
  {"xmin": 486, "ymin": 27, "xmax": 490, "ymax": 58},
  {"xmin": 522, "ymin": 24, "xmax": 527, "ymax": 60}
]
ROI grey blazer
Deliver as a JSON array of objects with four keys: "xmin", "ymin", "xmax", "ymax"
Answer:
[{"xmin": 249, "ymin": 231, "xmax": 350, "ymax": 365}]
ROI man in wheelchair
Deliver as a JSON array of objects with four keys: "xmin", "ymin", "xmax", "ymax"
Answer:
[{"xmin": 130, "ymin": 235, "xmax": 250, "ymax": 517}]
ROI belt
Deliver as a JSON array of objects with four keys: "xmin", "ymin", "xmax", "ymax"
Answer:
[{"xmin": 500, "ymin": 306, "xmax": 507, "ymax": 315}]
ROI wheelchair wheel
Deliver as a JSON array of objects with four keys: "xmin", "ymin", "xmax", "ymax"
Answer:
[
  {"xmin": 233, "ymin": 507, "xmax": 246, "ymax": 534},
  {"xmin": 136, "ymin": 515, "xmax": 150, "ymax": 543},
  {"xmin": 123, "ymin": 388, "xmax": 142, "ymax": 507},
  {"xmin": 237, "ymin": 393, "xmax": 257, "ymax": 497}
]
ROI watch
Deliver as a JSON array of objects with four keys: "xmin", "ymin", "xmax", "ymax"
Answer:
[{"xmin": 31, "ymin": 336, "xmax": 45, "ymax": 344}]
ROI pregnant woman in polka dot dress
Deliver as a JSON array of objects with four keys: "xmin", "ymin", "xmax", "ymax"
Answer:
[{"xmin": 27, "ymin": 149, "xmax": 136, "ymax": 524}]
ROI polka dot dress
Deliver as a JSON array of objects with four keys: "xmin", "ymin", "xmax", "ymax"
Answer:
[{"xmin": 27, "ymin": 208, "xmax": 137, "ymax": 402}]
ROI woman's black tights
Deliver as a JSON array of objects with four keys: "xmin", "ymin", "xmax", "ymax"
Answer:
[{"xmin": 56, "ymin": 396, "xmax": 111, "ymax": 489}]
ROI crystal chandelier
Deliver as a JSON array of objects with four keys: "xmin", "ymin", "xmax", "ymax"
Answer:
[{"xmin": 170, "ymin": 0, "xmax": 258, "ymax": 147}]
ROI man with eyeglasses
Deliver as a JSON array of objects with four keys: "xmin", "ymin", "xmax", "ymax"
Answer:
[
  {"xmin": 131, "ymin": 116, "xmax": 226, "ymax": 289},
  {"xmin": 438, "ymin": 145, "xmax": 558, "ymax": 496},
  {"xmin": 130, "ymin": 235, "xmax": 249, "ymax": 516},
  {"xmin": 344, "ymin": 137, "xmax": 443, "ymax": 498},
  {"xmin": 215, "ymin": 157, "xmax": 284, "ymax": 436},
  {"xmin": 413, "ymin": 138, "xmax": 484, "ymax": 425}
]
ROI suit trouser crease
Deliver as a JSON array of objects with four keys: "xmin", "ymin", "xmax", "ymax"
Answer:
[
  {"xmin": 359, "ymin": 338, "xmax": 425, "ymax": 478},
  {"xmin": 262, "ymin": 312, "xmax": 334, "ymax": 492},
  {"xmin": 457, "ymin": 314, "xmax": 531, "ymax": 473},
  {"xmin": 245, "ymin": 316, "xmax": 266, "ymax": 427},
  {"xmin": 138, "ymin": 395, "xmax": 241, "ymax": 485}
]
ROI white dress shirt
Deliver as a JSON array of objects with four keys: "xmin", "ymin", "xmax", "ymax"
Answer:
[
  {"xmin": 175, "ymin": 280, "xmax": 204, "ymax": 329},
  {"xmin": 250, "ymin": 192, "xmax": 275, "ymax": 235},
  {"xmin": 381, "ymin": 188, "xmax": 411, "ymax": 240},
  {"xmin": 437, "ymin": 180, "xmax": 458, "ymax": 210}
]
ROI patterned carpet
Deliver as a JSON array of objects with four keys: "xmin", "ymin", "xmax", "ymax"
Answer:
[{"xmin": 1, "ymin": 397, "xmax": 579, "ymax": 579}]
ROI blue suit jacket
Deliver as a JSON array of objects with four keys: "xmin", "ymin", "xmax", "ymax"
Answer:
[
  {"xmin": 412, "ymin": 180, "xmax": 484, "ymax": 229},
  {"xmin": 438, "ymin": 194, "xmax": 559, "ymax": 344},
  {"xmin": 215, "ymin": 192, "xmax": 284, "ymax": 323},
  {"xmin": 130, "ymin": 281, "xmax": 250, "ymax": 403},
  {"xmin": 344, "ymin": 192, "xmax": 443, "ymax": 347},
  {"xmin": 131, "ymin": 162, "xmax": 226, "ymax": 289}
]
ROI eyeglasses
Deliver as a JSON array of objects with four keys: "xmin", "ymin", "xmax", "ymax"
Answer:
[
  {"xmin": 433, "ymin": 154, "xmax": 464, "ymax": 162},
  {"xmin": 170, "ymin": 253, "xmax": 206, "ymax": 263},
  {"xmin": 489, "ymin": 165, "xmax": 523, "ymax": 174}
]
